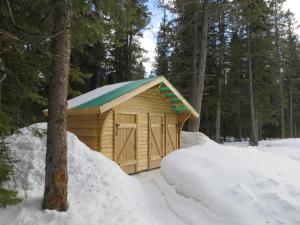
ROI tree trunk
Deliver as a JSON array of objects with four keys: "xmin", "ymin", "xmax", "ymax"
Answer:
[
  {"xmin": 0, "ymin": 58, "xmax": 7, "ymax": 116},
  {"xmin": 247, "ymin": 25, "xmax": 258, "ymax": 146},
  {"xmin": 274, "ymin": 11, "xmax": 285, "ymax": 138},
  {"xmin": 236, "ymin": 76, "xmax": 242, "ymax": 141},
  {"xmin": 289, "ymin": 75, "xmax": 293, "ymax": 138},
  {"xmin": 237, "ymin": 97, "xmax": 242, "ymax": 140},
  {"xmin": 43, "ymin": 0, "xmax": 71, "ymax": 211},
  {"xmin": 215, "ymin": 77, "xmax": 222, "ymax": 143},
  {"xmin": 215, "ymin": 8, "xmax": 225, "ymax": 143},
  {"xmin": 280, "ymin": 71, "xmax": 285, "ymax": 138},
  {"xmin": 188, "ymin": 0, "xmax": 209, "ymax": 132},
  {"xmin": 190, "ymin": 10, "xmax": 199, "ymax": 110}
]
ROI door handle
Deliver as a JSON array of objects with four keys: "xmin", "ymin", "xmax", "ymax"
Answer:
[{"xmin": 116, "ymin": 123, "xmax": 120, "ymax": 135}]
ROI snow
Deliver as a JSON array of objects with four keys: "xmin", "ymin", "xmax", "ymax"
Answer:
[
  {"xmin": 0, "ymin": 123, "xmax": 154, "ymax": 225},
  {"xmin": 160, "ymin": 137, "xmax": 300, "ymax": 225},
  {"xmin": 67, "ymin": 81, "xmax": 131, "ymax": 109},
  {"xmin": 180, "ymin": 131, "xmax": 211, "ymax": 148},
  {"xmin": 1, "ymin": 125, "xmax": 300, "ymax": 225},
  {"xmin": 259, "ymin": 139, "xmax": 300, "ymax": 162}
]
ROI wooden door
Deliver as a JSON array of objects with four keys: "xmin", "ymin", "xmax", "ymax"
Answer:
[
  {"xmin": 165, "ymin": 114, "xmax": 178, "ymax": 154},
  {"xmin": 149, "ymin": 114, "xmax": 164, "ymax": 169},
  {"xmin": 114, "ymin": 113, "xmax": 137, "ymax": 174}
]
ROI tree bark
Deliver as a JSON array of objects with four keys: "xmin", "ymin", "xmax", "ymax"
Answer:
[
  {"xmin": 191, "ymin": 10, "xmax": 199, "ymax": 108},
  {"xmin": 43, "ymin": 0, "xmax": 71, "ymax": 211},
  {"xmin": 287, "ymin": 16, "xmax": 294, "ymax": 138},
  {"xmin": 215, "ymin": 77, "xmax": 222, "ymax": 143},
  {"xmin": 247, "ymin": 24, "xmax": 258, "ymax": 146},
  {"xmin": 280, "ymin": 70, "xmax": 285, "ymax": 138},
  {"xmin": 188, "ymin": 0, "xmax": 209, "ymax": 132},
  {"xmin": 215, "ymin": 8, "xmax": 225, "ymax": 143},
  {"xmin": 274, "ymin": 9, "xmax": 285, "ymax": 138},
  {"xmin": 237, "ymin": 95, "xmax": 242, "ymax": 140},
  {"xmin": 236, "ymin": 74, "xmax": 242, "ymax": 141},
  {"xmin": 0, "ymin": 57, "xmax": 7, "ymax": 116},
  {"xmin": 289, "ymin": 74, "xmax": 293, "ymax": 138}
]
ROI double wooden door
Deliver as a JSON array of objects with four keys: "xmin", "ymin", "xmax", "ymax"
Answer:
[
  {"xmin": 149, "ymin": 114, "xmax": 178, "ymax": 169},
  {"xmin": 114, "ymin": 112, "xmax": 179, "ymax": 173}
]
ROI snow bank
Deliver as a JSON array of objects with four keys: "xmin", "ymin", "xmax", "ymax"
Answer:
[
  {"xmin": 0, "ymin": 123, "xmax": 154, "ymax": 225},
  {"xmin": 2, "ymin": 126, "xmax": 300, "ymax": 225},
  {"xmin": 160, "ymin": 132, "xmax": 300, "ymax": 225},
  {"xmin": 259, "ymin": 139, "xmax": 300, "ymax": 162},
  {"xmin": 180, "ymin": 131, "xmax": 213, "ymax": 148}
]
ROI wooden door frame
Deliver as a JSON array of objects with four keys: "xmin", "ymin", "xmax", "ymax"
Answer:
[{"xmin": 113, "ymin": 110, "xmax": 138, "ymax": 171}]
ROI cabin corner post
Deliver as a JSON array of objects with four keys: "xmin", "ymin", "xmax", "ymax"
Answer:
[
  {"xmin": 178, "ymin": 113, "xmax": 191, "ymax": 148},
  {"xmin": 96, "ymin": 108, "xmax": 101, "ymax": 152},
  {"xmin": 112, "ymin": 110, "xmax": 116, "ymax": 162},
  {"xmin": 136, "ymin": 113, "xmax": 139, "ymax": 172},
  {"xmin": 147, "ymin": 112, "xmax": 150, "ymax": 170}
]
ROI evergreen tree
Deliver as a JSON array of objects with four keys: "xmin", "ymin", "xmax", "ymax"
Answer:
[
  {"xmin": 157, "ymin": 0, "xmax": 300, "ymax": 140},
  {"xmin": 154, "ymin": 9, "xmax": 171, "ymax": 77},
  {"xmin": 109, "ymin": 0, "xmax": 150, "ymax": 83},
  {"xmin": 0, "ymin": 139, "xmax": 21, "ymax": 207}
]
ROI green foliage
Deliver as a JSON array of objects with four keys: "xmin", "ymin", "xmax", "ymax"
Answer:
[
  {"xmin": 155, "ymin": 0, "xmax": 300, "ymax": 139},
  {"xmin": 0, "ymin": 0, "xmax": 150, "ymax": 135},
  {"xmin": 0, "ymin": 189, "xmax": 21, "ymax": 207},
  {"xmin": 69, "ymin": 67, "xmax": 93, "ymax": 98},
  {"xmin": 109, "ymin": 0, "xmax": 150, "ymax": 82},
  {"xmin": 0, "ymin": 139, "xmax": 22, "ymax": 207},
  {"xmin": 27, "ymin": 127, "xmax": 47, "ymax": 138},
  {"xmin": 154, "ymin": 9, "xmax": 172, "ymax": 78}
]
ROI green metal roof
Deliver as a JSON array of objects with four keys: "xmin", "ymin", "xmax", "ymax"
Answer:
[
  {"xmin": 70, "ymin": 76, "xmax": 199, "ymax": 117},
  {"xmin": 74, "ymin": 77, "xmax": 158, "ymax": 109}
]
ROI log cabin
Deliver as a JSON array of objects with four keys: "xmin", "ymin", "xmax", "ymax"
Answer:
[{"xmin": 46, "ymin": 76, "xmax": 199, "ymax": 174}]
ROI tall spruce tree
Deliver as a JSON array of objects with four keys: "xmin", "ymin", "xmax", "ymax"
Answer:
[
  {"xmin": 157, "ymin": 0, "xmax": 300, "ymax": 141},
  {"xmin": 155, "ymin": 9, "xmax": 171, "ymax": 77},
  {"xmin": 109, "ymin": 0, "xmax": 149, "ymax": 83}
]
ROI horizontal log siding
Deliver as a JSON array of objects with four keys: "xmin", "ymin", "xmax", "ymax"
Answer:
[
  {"xmin": 100, "ymin": 111, "xmax": 114, "ymax": 160},
  {"xmin": 67, "ymin": 113, "xmax": 100, "ymax": 150}
]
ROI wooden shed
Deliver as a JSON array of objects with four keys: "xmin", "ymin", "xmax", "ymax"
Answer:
[{"xmin": 65, "ymin": 76, "xmax": 198, "ymax": 174}]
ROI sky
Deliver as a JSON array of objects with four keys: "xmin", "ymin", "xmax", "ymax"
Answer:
[
  {"xmin": 141, "ymin": 0, "xmax": 300, "ymax": 75},
  {"xmin": 141, "ymin": 0, "xmax": 164, "ymax": 75}
]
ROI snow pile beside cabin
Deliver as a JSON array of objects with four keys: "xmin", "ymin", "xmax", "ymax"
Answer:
[
  {"xmin": 0, "ymin": 123, "xmax": 154, "ymax": 225},
  {"xmin": 1, "ymin": 124, "xmax": 300, "ymax": 225},
  {"xmin": 180, "ymin": 131, "xmax": 211, "ymax": 148},
  {"xmin": 160, "ymin": 133, "xmax": 300, "ymax": 225}
]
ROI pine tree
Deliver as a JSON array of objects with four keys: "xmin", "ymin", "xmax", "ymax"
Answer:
[
  {"xmin": 155, "ymin": 9, "xmax": 171, "ymax": 77},
  {"xmin": 109, "ymin": 0, "xmax": 150, "ymax": 83},
  {"xmin": 43, "ymin": 0, "xmax": 71, "ymax": 211},
  {"xmin": 0, "ymin": 138, "xmax": 21, "ymax": 207},
  {"xmin": 284, "ymin": 10, "xmax": 298, "ymax": 138}
]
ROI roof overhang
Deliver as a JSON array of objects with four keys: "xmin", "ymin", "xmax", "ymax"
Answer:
[{"xmin": 43, "ymin": 76, "xmax": 199, "ymax": 118}]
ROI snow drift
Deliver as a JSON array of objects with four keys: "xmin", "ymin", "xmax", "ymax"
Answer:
[
  {"xmin": 0, "ymin": 123, "xmax": 154, "ymax": 225},
  {"xmin": 1, "ymin": 124, "xmax": 300, "ymax": 225},
  {"xmin": 160, "ymin": 134, "xmax": 300, "ymax": 225}
]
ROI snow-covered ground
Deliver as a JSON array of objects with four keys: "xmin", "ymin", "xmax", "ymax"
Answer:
[{"xmin": 1, "ymin": 125, "xmax": 300, "ymax": 225}]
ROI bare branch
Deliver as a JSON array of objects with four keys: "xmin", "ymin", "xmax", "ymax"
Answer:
[
  {"xmin": 0, "ymin": 74, "xmax": 7, "ymax": 83},
  {"xmin": 0, "ymin": 29, "xmax": 20, "ymax": 41},
  {"xmin": 6, "ymin": 0, "xmax": 71, "ymax": 41}
]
